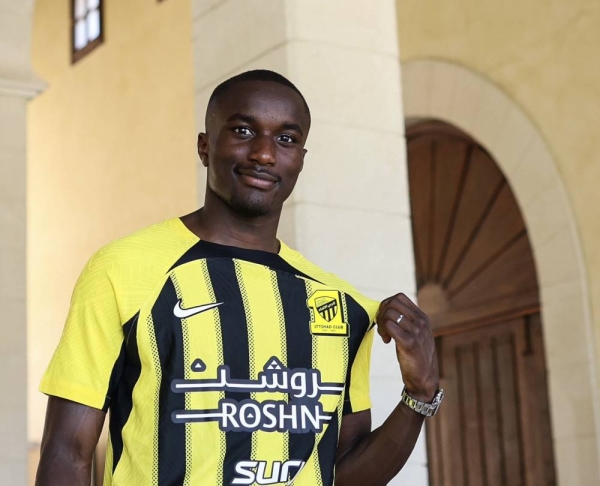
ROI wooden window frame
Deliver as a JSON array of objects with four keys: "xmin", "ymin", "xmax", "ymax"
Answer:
[{"xmin": 71, "ymin": 0, "xmax": 105, "ymax": 64}]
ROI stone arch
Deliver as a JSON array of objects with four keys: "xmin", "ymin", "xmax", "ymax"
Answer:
[{"xmin": 402, "ymin": 59, "xmax": 600, "ymax": 485}]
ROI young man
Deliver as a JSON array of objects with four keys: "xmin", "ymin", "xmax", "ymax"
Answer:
[{"xmin": 36, "ymin": 70, "xmax": 441, "ymax": 486}]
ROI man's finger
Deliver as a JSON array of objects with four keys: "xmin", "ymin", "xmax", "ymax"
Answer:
[
  {"xmin": 379, "ymin": 293, "xmax": 418, "ymax": 310},
  {"xmin": 385, "ymin": 299, "xmax": 430, "ymax": 329},
  {"xmin": 379, "ymin": 320, "xmax": 414, "ymax": 348},
  {"xmin": 395, "ymin": 293, "xmax": 420, "ymax": 311},
  {"xmin": 377, "ymin": 324, "xmax": 392, "ymax": 344},
  {"xmin": 378, "ymin": 306, "xmax": 420, "ymax": 335},
  {"xmin": 381, "ymin": 302, "xmax": 419, "ymax": 325}
]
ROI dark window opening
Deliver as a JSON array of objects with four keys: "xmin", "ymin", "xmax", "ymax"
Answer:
[{"xmin": 71, "ymin": 0, "xmax": 103, "ymax": 63}]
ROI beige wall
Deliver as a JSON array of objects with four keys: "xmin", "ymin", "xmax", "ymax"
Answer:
[
  {"xmin": 191, "ymin": 1, "xmax": 424, "ymax": 483},
  {"xmin": 396, "ymin": 0, "xmax": 600, "ymax": 372},
  {"xmin": 27, "ymin": 0, "xmax": 197, "ymax": 445},
  {"xmin": 0, "ymin": 0, "xmax": 42, "ymax": 481},
  {"xmin": 397, "ymin": 1, "xmax": 600, "ymax": 483},
  {"xmin": 0, "ymin": 93, "xmax": 27, "ymax": 484},
  {"xmin": 402, "ymin": 59, "xmax": 598, "ymax": 486}
]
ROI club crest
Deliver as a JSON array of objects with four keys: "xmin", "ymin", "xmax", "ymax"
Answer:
[
  {"xmin": 307, "ymin": 290, "xmax": 348, "ymax": 337},
  {"xmin": 315, "ymin": 296, "xmax": 338, "ymax": 322}
]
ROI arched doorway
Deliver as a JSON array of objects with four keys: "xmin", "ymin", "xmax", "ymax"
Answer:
[{"xmin": 407, "ymin": 121, "xmax": 556, "ymax": 485}]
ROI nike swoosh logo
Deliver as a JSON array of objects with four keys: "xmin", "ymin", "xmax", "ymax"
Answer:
[{"xmin": 173, "ymin": 300, "xmax": 223, "ymax": 319}]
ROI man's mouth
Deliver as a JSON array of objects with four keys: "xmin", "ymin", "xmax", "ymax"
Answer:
[{"xmin": 236, "ymin": 167, "xmax": 279, "ymax": 189}]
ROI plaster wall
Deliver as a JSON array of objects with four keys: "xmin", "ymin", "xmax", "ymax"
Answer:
[
  {"xmin": 397, "ymin": 1, "xmax": 600, "ymax": 483},
  {"xmin": 27, "ymin": 0, "xmax": 197, "ymax": 446},
  {"xmin": 192, "ymin": 0, "xmax": 425, "ymax": 483},
  {"xmin": 0, "ymin": 1, "xmax": 40, "ymax": 482},
  {"xmin": 403, "ymin": 59, "xmax": 598, "ymax": 486},
  {"xmin": 0, "ymin": 90, "xmax": 28, "ymax": 485},
  {"xmin": 396, "ymin": 0, "xmax": 600, "ymax": 393}
]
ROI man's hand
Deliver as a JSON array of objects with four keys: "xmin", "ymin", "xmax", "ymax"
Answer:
[
  {"xmin": 334, "ymin": 294, "xmax": 441, "ymax": 484},
  {"xmin": 376, "ymin": 293, "xmax": 439, "ymax": 402}
]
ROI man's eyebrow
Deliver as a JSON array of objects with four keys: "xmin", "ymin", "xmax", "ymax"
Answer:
[
  {"xmin": 227, "ymin": 113, "xmax": 305, "ymax": 137},
  {"xmin": 281, "ymin": 122, "xmax": 304, "ymax": 137},
  {"xmin": 227, "ymin": 113, "xmax": 256, "ymax": 124}
]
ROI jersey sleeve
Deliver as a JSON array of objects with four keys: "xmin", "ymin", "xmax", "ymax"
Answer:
[
  {"xmin": 39, "ymin": 250, "xmax": 125, "ymax": 411},
  {"xmin": 343, "ymin": 326, "xmax": 375, "ymax": 415},
  {"xmin": 343, "ymin": 323, "xmax": 375, "ymax": 414}
]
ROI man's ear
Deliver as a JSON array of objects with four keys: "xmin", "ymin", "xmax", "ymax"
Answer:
[
  {"xmin": 197, "ymin": 133, "xmax": 209, "ymax": 167},
  {"xmin": 300, "ymin": 148, "xmax": 307, "ymax": 172}
]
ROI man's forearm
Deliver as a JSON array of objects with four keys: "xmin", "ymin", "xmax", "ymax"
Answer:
[
  {"xmin": 35, "ymin": 446, "xmax": 92, "ymax": 486},
  {"xmin": 36, "ymin": 397, "xmax": 105, "ymax": 486},
  {"xmin": 335, "ymin": 402, "xmax": 425, "ymax": 486}
]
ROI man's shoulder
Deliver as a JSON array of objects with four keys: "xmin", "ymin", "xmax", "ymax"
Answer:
[
  {"xmin": 279, "ymin": 242, "xmax": 379, "ymax": 318},
  {"xmin": 71, "ymin": 218, "xmax": 199, "ymax": 320},
  {"xmin": 83, "ymin": 218, "xmax": 198, "ymax": 282}
]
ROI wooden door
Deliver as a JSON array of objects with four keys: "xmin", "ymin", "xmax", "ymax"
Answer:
[
  {"xmin": 428, "ymin": 315, "xmax": 555, "ymax": 486},
  {"xmin": 406, "ymin": 121, "xmax": 556, "ymax": 486}
]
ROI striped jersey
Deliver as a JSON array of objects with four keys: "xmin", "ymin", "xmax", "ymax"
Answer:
[{"xmin": 40, "ymin": 218, "xmax": 378, "ymax": 486}]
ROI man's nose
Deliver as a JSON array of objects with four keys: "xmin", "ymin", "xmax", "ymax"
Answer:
[{"xmin": 249, "ymin": 134, "xmax": 276, "ymax": 165}]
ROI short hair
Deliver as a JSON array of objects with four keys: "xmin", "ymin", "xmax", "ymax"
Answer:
[{"xmin": 205, "ymin": 69, "xmax": 311, "ymax": 130}]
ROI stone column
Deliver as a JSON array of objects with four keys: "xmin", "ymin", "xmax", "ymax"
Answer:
[
  {"xmin": 191, "ymin": 1, "xmax": 425, "ymax": 483},
  {"xmin": 0, "ymin": 1, "xmax": 44, "ymax": 483}
]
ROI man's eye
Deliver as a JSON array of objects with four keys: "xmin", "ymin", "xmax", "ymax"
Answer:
[
  {"xmin": 233, "ymin": 127, "xmax": 252, "ymax": 136},
  {"xmin": 278, "ymin": 134, "xmax": 296, "ymax": 144}
]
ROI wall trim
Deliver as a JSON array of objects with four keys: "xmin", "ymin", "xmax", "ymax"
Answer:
[{"xmin": 0, "ymin": 76, "xmax": 46, "ymax": 99}]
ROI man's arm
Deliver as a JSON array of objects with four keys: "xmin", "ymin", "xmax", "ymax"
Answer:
[
  {"xmin": 335, "ymin": 293, "xmax": 439, "ymax": 485},
  {"xmin": 36, "ymin": 396, "xmax": 106, "ymax": 486}
]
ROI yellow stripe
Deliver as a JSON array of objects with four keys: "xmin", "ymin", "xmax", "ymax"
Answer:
[
  {"xmin": 295, "ymin": 282, "xmax": 350, "ymax": 486},
  {"xmin": 147, "ymin": 314, "xmax": 161, "ymax": 486},
  {"xmin": 333, "ymin": 294, "xmax": 351, "ymax": 479},
  {"xmin": 235, "ymin": 260, "xmax": 287, "ymax": 469},
  {"xmin": 294, "ymin": 280, "xmax": 322, "ymax": 486},
  {"xmin": 103, "ymin": 439, "xmax": 114, "ymax": 485},
  {"xmin": 348, "ymin": 326, "xmax": 374, "ymax": 412},
  {"xmin": 339, "ymin": 293, "xmax": 351, "ymax": 415},
  {"xmin": 170, "ymin": 274, "xmax": 193, "ymax": 486},
  {"xmin": 174, "ymin": 260, "xmax": 226, "ymax": 485}
]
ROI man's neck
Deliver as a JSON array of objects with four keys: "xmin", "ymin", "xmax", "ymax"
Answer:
[{"xmin": 181, "ymin": 200, "xmax": 281, "ymax": 254}]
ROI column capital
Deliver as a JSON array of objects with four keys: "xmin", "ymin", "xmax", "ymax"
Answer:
[{"xmin": 0, "ymin": 76, "xmax": 46, "ymax": 99}]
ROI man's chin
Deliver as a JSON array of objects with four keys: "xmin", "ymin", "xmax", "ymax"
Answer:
[
  {"xmin": 229, "ymin": 196, "xmax": 274, "ymax": 218},
  {"xmin": 232, "ymin": 204, "xmax": 271, "ymax": 218}
]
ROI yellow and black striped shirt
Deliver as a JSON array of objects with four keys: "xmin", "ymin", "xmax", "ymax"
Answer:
[{"xmin": 40, "ymin": 218, "xmax": 378, "ymax": 486}]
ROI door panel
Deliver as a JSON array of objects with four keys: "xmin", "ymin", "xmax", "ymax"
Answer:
[
  {"xmin": 410, "ymin": 122, "xmax": 556, "ymax": 486},
  {"xmin": 426, "ymin": 316, "xmax": 555, "ymax": 486},
  {"xmin": 407, "ymin": 122, "xmax": 540, "ymax": 325}
]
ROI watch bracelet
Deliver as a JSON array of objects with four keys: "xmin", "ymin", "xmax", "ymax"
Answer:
[{"xmin": 400, "ymin": 386, "xmax": 443, "ymax": 417}]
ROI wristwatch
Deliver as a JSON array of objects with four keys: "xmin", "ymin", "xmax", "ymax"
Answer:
[{"xmin": 400, "ymin": 386, "xmax": 444, "ymax": 417}]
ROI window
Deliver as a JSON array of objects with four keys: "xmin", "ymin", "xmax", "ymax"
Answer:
[{"xmin": 71, "ymin": 0, "xmax": 103, "ymax": 63}]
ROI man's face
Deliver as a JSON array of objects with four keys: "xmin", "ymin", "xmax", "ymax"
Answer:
[{"xmin": 199, "ymin": 80, "xmax": 310, "ymax": 218}]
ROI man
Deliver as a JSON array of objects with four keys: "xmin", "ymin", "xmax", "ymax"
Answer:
[{"xmin": 36, "ymin": 70, "xmax": 440, "ymax": 486}]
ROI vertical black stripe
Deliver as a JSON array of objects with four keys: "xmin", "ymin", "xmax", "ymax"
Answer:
[
  {"xmin": 206, "ymin": 258, "xmax": 251, "ymax": 486},
  {"xmin": 107, "ymin": 313, "xmax": 141, "ymax": 472},
  {"xmin": 319, "ymin": 296, "xmax": 370, "ymax": 483},
  {"xmin": 319, "ymin": 294, "xmax": 369, "ymax": 482},
  {"xmin": 317, "ymin": 414, "xmax": 339, "ymax": 486},
  {"xmin": 154, "ymin": 278, "xmax": 186, "ymax": 485},
  {"xmin": 342, "ymin": 296, "xmax": 371, "ymax": 415},
  {"xmin": 277, "ymin": 272, "xmax": 316, "ymax": 471}
]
